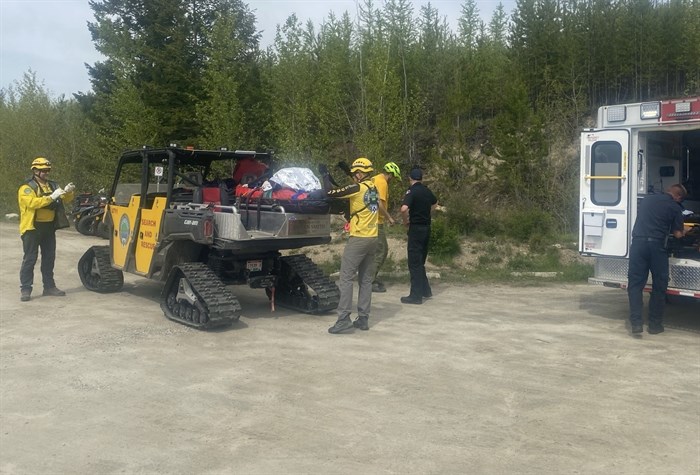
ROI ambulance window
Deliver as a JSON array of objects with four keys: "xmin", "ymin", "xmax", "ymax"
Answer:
[{"xmin": 591, "ymin": 142, "xmax": 622, "ymax": 206}]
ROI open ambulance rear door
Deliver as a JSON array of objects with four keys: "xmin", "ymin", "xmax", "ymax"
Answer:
[{"xmin": 579, "ymin": 130, "xmax": 630, "ymax": 257}]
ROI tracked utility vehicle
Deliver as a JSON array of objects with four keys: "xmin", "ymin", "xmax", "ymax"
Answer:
[{"xmin": 78, "ymin": 147, "xmax": 340, "ymax": 328}]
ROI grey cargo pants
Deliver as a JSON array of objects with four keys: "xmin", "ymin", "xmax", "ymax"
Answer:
[{"xmin": 337, "ymin": 236, "xmax": 378, "ymax": 320}]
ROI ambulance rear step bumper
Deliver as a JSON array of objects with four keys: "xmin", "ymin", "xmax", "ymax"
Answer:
[{"xmin": 590, "ymin": 257, "xmax": 700, "ymax": 299}]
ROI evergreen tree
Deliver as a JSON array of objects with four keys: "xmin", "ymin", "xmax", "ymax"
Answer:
[
  {"xmin": 196, "ymin": 4, "xmax": 261, "ymax": 149},
  {"xmin": 87, "ymin": 0, "xmax": 261, "ymax": 148}
]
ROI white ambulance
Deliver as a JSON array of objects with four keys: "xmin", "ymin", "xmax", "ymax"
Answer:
[{"xmin": 579, "ymin": 96, "xmax": 700, "ymax": 298}]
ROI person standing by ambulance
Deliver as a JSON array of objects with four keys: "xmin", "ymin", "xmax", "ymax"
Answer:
[
  {"xmin": 400, "ymin": 167, "xmax": 437, "ymax": 305},
  {"xmin": 326, "ymin": 158, "xmax": 379, "ymax": 333},
  {"xmin": 627, "ymin": 184, "xmax": 687, "ymax": 334},
  {"xmin": 371, "ymin": 162, "xmax": 401, "ymax": 293},
  {"xmin": 18, "ymin": 157, "xmax": 75, "ymax": 302}
]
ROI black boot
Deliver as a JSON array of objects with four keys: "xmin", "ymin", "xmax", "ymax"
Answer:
[
  {"xmin": 353, "ymin": 316, "xmax": 369, "ymax": 331},
  {"xmin": 20, "ymin": 289, "xmax": 31, "ymax": 302},
  {"xmin": 43, "ymin": 287, "xmax": 66, "ymax": 297},
  {"xmin": 328, "ymin": 316, "xmax": 353, "ymax": 334},
  {"xmin": 372, "ymin": 282, "xmax": 386, "ymax": 293}
]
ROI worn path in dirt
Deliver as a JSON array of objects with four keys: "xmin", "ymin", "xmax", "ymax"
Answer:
[{"xmin": 0, "ymin": 223, "xmax": 698, "ymax": 474}]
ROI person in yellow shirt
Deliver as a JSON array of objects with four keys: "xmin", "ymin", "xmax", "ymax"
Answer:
[
  {"xmin": 18, "ymin": 157, "xmax": 75, "ymax": 301},
  {"xmin": 326, "ymin": 157, "xmax": 379, "ymax": 333},
  {"xmin": 371, "ymin": 162, "xmax": 401, "ymax": 292}
]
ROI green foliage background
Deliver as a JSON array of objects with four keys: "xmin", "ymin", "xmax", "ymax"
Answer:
[{"xmin": 1, "ymin": 0, "xmax": 699, "ymax": 238}]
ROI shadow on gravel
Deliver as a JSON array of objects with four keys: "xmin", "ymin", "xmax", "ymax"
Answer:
[{"xmin": 579, "ymin": 287, "xmax": 700, "ymax": 333}]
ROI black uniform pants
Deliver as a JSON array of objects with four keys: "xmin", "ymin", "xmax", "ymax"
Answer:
[
  {"xmin": 20, "ymin": 222, "xmax": 57, "ymax": 291},
  {"xmin": 407, "ymin": 224, "xmax": 431, "ymax": 299},
  {"xmin": 627, "ymin": 238, "xmax": 669, "ymax": 328}
]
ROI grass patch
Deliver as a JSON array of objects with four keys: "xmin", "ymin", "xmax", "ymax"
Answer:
[
  {"xmin": 316, "ymin": 252, "xmax": 342, "ymax": 276},
  {"xmin": 307, "ymin": 227, "xmax": 593, "ymax": 288},
  {"xmin": 437, "ymin": 261, "xmax": 593, "ymax": 285},
  {"xmin": 431, "ymin": 236, "xmax": 593, "ymax": 286}
]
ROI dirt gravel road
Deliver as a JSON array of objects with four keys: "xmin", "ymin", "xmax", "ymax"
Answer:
[{"xmin": 1, "ymin": 223, "xmax": 698, "ymax": 474}]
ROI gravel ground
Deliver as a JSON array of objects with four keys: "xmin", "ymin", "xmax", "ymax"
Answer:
[{"xmin": 0, "ymin": 222, "xmax": 698, "ymax": 474}]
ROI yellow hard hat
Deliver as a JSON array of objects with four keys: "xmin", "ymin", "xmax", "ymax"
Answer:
[
  {"xmin": 350, "ymin": 157, "xmax": 373, "ymax": 173},
  {"xmin": 31, "ymin": 157, "xmax": 52, "ymax": 170}
]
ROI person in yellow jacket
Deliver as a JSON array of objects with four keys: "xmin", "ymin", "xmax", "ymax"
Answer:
[
  {"xmin": 371, "ymin": 161, "xmax": 401, "ymax": 292},
  {"xmin": 326, "ymin": 157, "xmax": 379, "ymax": 333},
  {"xmin": 18, "ymin": 157, "xmax": 75, "ymax": 301}
]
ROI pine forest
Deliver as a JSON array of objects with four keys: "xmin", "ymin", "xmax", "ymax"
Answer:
[{"xmin": 1, "ymin": 0, "xmax": 699, "ymax": 238}]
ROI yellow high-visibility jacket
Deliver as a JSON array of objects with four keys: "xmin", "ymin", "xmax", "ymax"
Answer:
[{"xmin": 18, "ymin": 179, "xmax": 74, "ymax": 235}]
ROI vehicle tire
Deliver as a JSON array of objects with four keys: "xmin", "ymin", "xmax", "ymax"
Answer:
[
  {"xmin": 73, "ymin": 212, "xmax": 83, "ymax": 231},
  {"xmin": 77, "ymin": 214, "xmax": 95, "ymax": 235},
  {"xmin": 96, "ymin": 221, "xmax": 111, "ymax": 240}
]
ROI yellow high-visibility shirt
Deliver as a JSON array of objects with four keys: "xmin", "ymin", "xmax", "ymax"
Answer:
[
  {"xmin": 326, "ymin": 179, "xmax": 378, "ymax": 238},
  {"xmin": 372, "ymin": 173, "xmax": 389, "ymax": 225}
]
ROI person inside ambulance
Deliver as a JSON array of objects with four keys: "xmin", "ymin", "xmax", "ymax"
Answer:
[
  {"xmin": 18, "ymin": 157, "xmax": 75, "ymax": 302},
  {"xmin": 627, "ymin": 184, "xmax": 687, "ymax": 335}
]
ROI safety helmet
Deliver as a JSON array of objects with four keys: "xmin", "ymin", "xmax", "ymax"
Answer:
[
  {"xmin": 383, "ymin": 162, "xmax": 401, "ymax": 179},
  {"xmin": 31, "ymin": 157, "xmax": 52, "ymax": 171},
  {"xmin": 350, "ymin": 157, "xmax": 373, "ymax": 174}
]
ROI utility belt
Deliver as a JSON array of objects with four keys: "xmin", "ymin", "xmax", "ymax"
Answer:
[{"xmin": 633, "ymin": 236, "xmax": 670, "ymax": 250}]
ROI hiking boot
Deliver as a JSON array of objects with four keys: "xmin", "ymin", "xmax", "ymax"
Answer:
[
  {"xmin": 20, "ymin": 289, "xmax": 31, "ymax": 302},
  {"xmin": 631, "ymin": 324, "xmax": 643, "ymax": 334},
  {"xmin": 400, "ymin": 296, "xmax": 423, "ymax": 305},
  {"xmin": 372, "ymin": 282, "xmax": 386, "ymax": 293},
  {"xmin": 648, "ymin": 324, "xmax": 665, "ymax": 334},
  {"xmin": 328, "ymin": 316, "xmax": 353, "ymax": 334},
  {"xmin": 353, "ymin": 316, "xmax": 369, "ymax": 331},
  {"xmin": 43, "ymin": 287, "xmax": 66, "ymax": 297}
]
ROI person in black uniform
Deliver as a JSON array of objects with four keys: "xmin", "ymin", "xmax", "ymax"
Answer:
[
  {"xmin": 400, "ymin": 167, "xmax": 437, "ymax": 304},
  {"xmin": 627, "ymin": 184, "xmax": 687, "ymax": 335}
]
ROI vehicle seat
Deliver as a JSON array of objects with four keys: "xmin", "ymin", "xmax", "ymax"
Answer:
[{"xmin": 193, "ymin": 183, "xmax": 230, "ymax": 205}]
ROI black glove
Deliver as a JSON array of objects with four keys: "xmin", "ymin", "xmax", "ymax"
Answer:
[{"xmin": 337, "ymin": 161, "xmax": 352, "ymax": 176}]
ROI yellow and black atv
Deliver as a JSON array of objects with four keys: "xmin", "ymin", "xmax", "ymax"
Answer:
[{"xmin": 78, "ymin": 147, "xmax": 339, "ymax": 329}]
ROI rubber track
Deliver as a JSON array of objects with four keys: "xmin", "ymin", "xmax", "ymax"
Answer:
[
  {"xmin": 79, "ymin": 246, "xmax": 124, "ymax": 293},
  {"xmin": 276, "ymin": 255, "xmax": 340, "ymax": 314},
  {"xmin": 161, "ymin": 262, "xmax": 241, "ymax": 329}
]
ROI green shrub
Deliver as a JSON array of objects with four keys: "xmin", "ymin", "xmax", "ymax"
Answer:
[
  {"xmin": 429, "ymin": 218, "xmax": 461, "ymax": 258},
  {"xmin": 560, "ymin": 262, "xmax": 594, "ymax": 281},
  {"xmin": 506, "ymin": 247, "xmax": 561, "ymax": 272},
  {"xmin": 442, "ymin": 193, "xmax": 506, "ymax": 237},
  {"xmin": 528, "ymin": 233, "xmax": 548, "ymax": 253},
  {"xmin": 477, "ymin": 253, "xmax": 503, "ymax": 268},
  {"xmin": 429, "ymin": 253, "xmax": 458, "ymax": 267},
  {"xmin": 475, "ymin": 211, "xmax": 505, "ymax": 237},
  {"xmin": 317, "ymin": 252, "xmax": 342, "ymax": 276},
  {"xmin": 504, "ymin": 208, "xmax": 553, "ymax": 241},
  {"xmin": 444, "ymin": 201, "xmax": 479, "ymax": 234}
]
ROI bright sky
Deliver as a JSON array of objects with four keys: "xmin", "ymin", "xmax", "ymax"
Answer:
[{"xmin": 0, "ymin": 0, "xmax": 514, "ymax": 98}]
